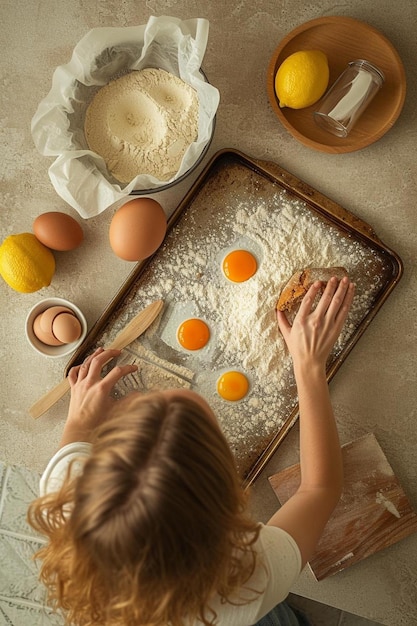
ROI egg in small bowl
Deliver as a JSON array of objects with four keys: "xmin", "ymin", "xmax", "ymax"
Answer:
[{"xmin": 25, "ymin": 297, "xmax": 87, "ymax": 358}]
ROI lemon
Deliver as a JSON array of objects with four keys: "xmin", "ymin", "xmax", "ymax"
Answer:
[
  {"xmin": 275, "ymin": 50, "xmax": 329, "ymax": 109},
  {"xmin": 0, "ymin": 233, "xmax": 55, "ymax": 293}
]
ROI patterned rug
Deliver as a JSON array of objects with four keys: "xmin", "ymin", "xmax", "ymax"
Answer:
[{"xmin": 0, "ymin": 462, "xmax": 62, "ymax": 625}]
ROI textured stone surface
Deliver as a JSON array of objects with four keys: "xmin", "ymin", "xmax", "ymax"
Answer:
[{"xmin": 1, "ymin": 1, "xmax": 416, "ymax": 624}]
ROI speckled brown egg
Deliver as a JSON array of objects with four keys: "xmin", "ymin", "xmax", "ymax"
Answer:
[
  {"xmin": 109, "ymin": 198, "xmax": 167, "ymax": 261},
  {"xmin": 33, "ymin": 212, "xmax": 84, "ymax": 251}
]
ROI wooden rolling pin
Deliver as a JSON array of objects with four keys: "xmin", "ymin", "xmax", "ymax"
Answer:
[{"xmin": 29, "ymin": 299, "xmax": 164, "ymax": 419}]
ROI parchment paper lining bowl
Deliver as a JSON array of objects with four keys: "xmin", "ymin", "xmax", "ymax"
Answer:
[
  {"xmin": 66, "ymin": 67, "xmax": 216, "ymax": 194},
  {"xmin": 31, "ymin": 18, "xmax": 220, "ymax": 218}
]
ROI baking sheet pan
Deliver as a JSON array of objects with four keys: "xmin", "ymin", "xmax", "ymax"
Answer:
[{"xmin": 66, "ymin": 149, "xmax": 403, "ymax": 486}]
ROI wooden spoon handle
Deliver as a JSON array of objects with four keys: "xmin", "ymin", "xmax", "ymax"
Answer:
[
  {"xmin": 29, "ymin": 299, "xmax": 164, "ymax": 419},
  {"xmin": 106, "ymin": 299, "xmax": 164, "ymax": 350},
  {"xmin": 29, "ymin": 377, "xmax": 71, "ymax": 419}
]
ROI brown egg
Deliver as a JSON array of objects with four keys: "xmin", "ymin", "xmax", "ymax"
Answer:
[
  {"xmin": 52, "ymin": 312, "xmax": 82, "ymax": 343},
  {"xmin": 39, "ymin": 306, "xmax": 73, "ymax": 334},
  {"xmin": 33, "ymin": 212, "xmax": 84, "ymax": 251},
  {"xmin": 35, "ymin": 305, "xmax": 75, "ymax": 345},
  {"xmin": 33, "ymin": 311, "xmax": 64, "ymax": 346},
  {"xmin": 109, "ymin": 198, "xmax": 167, "ymax": 261}
]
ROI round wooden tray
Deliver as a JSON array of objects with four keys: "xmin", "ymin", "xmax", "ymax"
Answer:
[{"xmin": 266, "ymin": 16, "xmax": 406, "ymax": 153}]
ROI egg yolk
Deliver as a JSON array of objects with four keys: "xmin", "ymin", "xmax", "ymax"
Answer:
[
  {"xmin": 177, "ymin": 318, "xmax": 210, "ymax": 351},
  {"xmin": 222, "ymin": 249, "xmax": 257, "ymax": 283},
  {"xmin": 217, "ymin": 371, "xmax": 249, "ymax": 402}
]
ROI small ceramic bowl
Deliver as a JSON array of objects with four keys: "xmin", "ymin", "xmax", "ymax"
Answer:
[{"xmin": 25, "ymin": 297, "xmax": 88, "ymax": 358}]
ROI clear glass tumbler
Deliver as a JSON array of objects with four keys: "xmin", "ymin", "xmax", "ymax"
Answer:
[{"xmin": 313, "ymin": 60, "xmax": 385, "ymax": 137}]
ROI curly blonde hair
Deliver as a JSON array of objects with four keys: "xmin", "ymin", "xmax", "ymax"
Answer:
[{"xmin": 28, "ymin": 392, "xmax": 262, "ymax": 625}]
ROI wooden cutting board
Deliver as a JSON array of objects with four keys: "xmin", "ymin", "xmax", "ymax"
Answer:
[{"xmin": 268, "ymin": 433, "xmax": 417, "ymax": 580}]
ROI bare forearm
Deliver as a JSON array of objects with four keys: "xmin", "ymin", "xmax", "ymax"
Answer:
[
  {"xmin": 295, "ymin": 363, "xmax": 343, "ymax": 500},
  {"xmin": 267, "ymin": 364, "xmax": 343, "ymax": 563}
]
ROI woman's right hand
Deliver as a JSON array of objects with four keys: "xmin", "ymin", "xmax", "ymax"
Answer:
[{"xmin": 277, "ymin": 276, "xmax": 355, "ymax": 371}]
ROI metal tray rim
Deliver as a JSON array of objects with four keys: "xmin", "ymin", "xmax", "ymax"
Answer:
[{"xmin": 65, "ymin": 149, "xmax": 404, "ymax": 485}]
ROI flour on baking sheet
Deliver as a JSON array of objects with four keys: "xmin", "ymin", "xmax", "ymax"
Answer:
[
  {"xmin": 96, "ymin": 162, "xmax": 391, "ymax": 478},
  {"xmin": 112, "ymin": 344, "xmax": 194, "ymax": 398}
]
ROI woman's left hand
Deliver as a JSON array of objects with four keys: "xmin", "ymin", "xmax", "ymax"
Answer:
[{"xmin": 59, "ymin": 348, "xmax": 138, "ymax": 447}]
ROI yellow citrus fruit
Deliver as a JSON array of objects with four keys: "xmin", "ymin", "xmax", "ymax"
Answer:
[
  {"xmin": 275, "ymin": 50, "xmax": 329, "ymax": 109},
  {"xmin": 0, "ymin": 233, "xmax": 55, "ymax": 293}
]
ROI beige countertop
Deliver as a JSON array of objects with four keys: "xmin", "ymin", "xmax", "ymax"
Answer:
[{"xmin": 1, "ymin": 1, "xmax": 416, "ymax": 624}]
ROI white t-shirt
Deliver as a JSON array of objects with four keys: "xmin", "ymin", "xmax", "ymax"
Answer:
[{"xmin": 40, "ymin": 443, "xmax": 302, "ymax": 626}]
